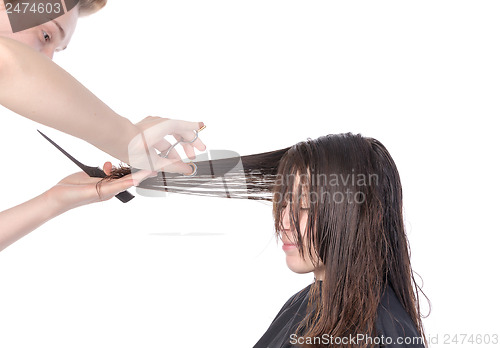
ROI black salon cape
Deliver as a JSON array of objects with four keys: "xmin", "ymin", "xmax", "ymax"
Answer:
[{"xmin": 253, "ymin": 281, "xmax": 424, "ymax": 348}]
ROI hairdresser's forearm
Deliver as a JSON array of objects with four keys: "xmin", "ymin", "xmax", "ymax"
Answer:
[
  {"xmin": 0, "ymin": 37, "xmax": 136, "ymax": 162},
  {"xmin": 0, "ymin": 191, "xmax": 63, "ymax": 252}
]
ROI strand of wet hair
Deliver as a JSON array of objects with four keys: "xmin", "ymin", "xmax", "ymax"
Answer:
[{"xmin": 101, "ymin": 147, "xmax": 291, "ymax": 201}]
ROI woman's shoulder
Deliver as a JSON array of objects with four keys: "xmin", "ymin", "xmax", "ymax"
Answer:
[
  {"xmin": 376, "ymin": 285, "xmax": 425, "ymax": 347},
  {"xmin": 253, "ymin": 282, "xmax": 316, "ymax": 348},
  {"xmin": 271, "ymin": 282, "xmax": 315, "ymax": 321}
]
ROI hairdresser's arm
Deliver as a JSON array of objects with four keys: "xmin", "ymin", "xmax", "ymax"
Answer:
[
  {"xmin": 0, "ymin": 37, "xmax": 205, "ymax": 173},
  {"xmin": 0, "ymin": 163, "xmax": 154, "ymax": 252},
  {"xmin": 0, "ymin": 37, "xmax": 134, "ymax": 158},
  {"xmin": 0, "ymin": 190, "xmax": 65, "ymax": 252}
]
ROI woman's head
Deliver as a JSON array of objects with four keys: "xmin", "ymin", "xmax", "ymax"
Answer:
[
  {"xmin": 272, "ymin": 133, "xmax": 425, "ymax": 345},
  {"xmin": 273, "ymin": 133, "xmax": 399, "ymax": 282},
  {"xmin": 0, "ymin": 0, "xmax": 106, "ymax": 59}
]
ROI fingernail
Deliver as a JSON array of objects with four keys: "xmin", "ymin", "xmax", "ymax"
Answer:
[{"xmin": 182, "ymin": 162, "xmax": 197, "ymax": 176}]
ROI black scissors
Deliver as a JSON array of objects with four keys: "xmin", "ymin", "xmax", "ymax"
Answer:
[{"xmin": 38, "ymin": 130, "xmax": 134, "ymax": 203}]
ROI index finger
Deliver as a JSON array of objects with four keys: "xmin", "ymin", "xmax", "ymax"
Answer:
[
  {"xmin": 147, "ymin": 119, "xmax": 205, "ymax": 140},
  {"xmin": 173, "ymin": 134, "xmax": 206, "ymax": 159}
]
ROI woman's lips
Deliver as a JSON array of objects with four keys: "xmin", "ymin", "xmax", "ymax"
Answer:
[{"xmin": 282, "ymin": 243, "xmax": 297, "ymax": 252}]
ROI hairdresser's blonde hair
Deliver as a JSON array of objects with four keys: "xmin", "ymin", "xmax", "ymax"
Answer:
[{"xmin": 77, "ymin": 0, "xmax": 107, "ymax": 16}]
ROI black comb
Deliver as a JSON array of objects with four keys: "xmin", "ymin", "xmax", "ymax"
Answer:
[{"xmin": 38, "ymin": 130, "xmax": 134, "ymax": 203}]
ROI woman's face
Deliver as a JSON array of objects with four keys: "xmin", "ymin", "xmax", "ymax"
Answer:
[
  {"xmin": 0, "ymin": 3, "xmax": 79, "ymax": 59},
  {"xmin": 278, "ymin": 177, "xmax": 325, "ymax": 280}
]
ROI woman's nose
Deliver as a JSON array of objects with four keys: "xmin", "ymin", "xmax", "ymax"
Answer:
[{"xmin": 281, "ymin": 208, "xmax": 290, "ymax": 229}]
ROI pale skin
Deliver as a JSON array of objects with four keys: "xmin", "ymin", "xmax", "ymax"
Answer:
[
  {"xmin": 0, "ymin": 162, "xmax": 157, "ymax": 252},
  {"xmin": 280, "ymin": 207, "xmax": 326, "ymax": 281},
  {"xmin": 279, "ymin": 180, "xmax": 326, "ymax": 280},
  {"xmin": 0, "ymin": 2, "xmax": 206, "ymax": 172},
  {"xmin": 0, "ymin": 2, "xmax": 206, "ymax": 251}
]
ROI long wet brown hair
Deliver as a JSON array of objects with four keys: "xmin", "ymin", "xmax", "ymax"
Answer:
[
  {"xmin": 272, "ymin": 133, "xmax": 427, "ymax": 347},
  {"xmin": 105, "ymin": 132, "xmax": 428, "ymax": 347}
]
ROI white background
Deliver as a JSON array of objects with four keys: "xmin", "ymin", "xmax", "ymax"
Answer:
[{"xmin": 1, "ymin": 1, "xmax": 499, "ymax": 347}]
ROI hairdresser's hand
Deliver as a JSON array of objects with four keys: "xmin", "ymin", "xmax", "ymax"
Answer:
[
  {"xmin": 46, "ymin": 162, "xmax": 156, "ymax": 215},
  {"xmin": 0, "ymin": 163, "xmax": 155, "ymax": 252},
  {"xmin": 0, "ymin": 38, "xmax": 203, "ymax": 174},
  {"xmin": 124, "ymin": 117, "xmax": 206, "ymax": 174}
]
